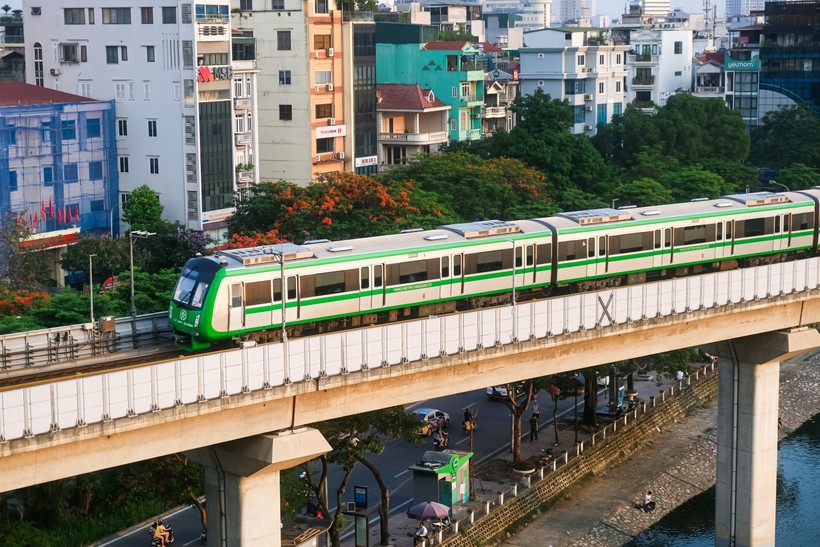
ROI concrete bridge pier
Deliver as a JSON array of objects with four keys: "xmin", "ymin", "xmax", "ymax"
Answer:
[
  {"xmin": 187, "ymin": 427, "xmax": 331, "ymax": 547},
  {"xmin": 709, "ymin": 327, "xmax": 820, "ymax": 547}
]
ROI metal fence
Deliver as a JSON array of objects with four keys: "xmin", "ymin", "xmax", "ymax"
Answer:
[{"xmin": 1, "ymin": 259, "xmax": 818, "ymax": 443}]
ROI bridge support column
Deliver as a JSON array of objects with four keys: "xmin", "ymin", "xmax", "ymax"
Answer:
[
  {"xmin": 187, "ymin": 427, "xmax": 330, "ymax": 547},
  {"xmin": 709, "ymin": 327, "xmax": 820, "ymax": 547}
]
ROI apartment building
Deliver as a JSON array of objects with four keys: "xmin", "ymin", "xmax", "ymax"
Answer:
[
  {"xmin": 626, "ymin": 29, "xmax": 693, "ymax": 108},
  {"xmin": 518, "ymin": 27, "xmax": 628, "ymax": 135}
]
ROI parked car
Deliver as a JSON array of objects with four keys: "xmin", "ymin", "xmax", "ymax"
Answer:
[
  {"xmin": 412, "ymin": 407, "xmax": 450, "ymax": 436},
  {"xmin": 486, "ymin": 384, "xmax": 526, "ymax": 401}
]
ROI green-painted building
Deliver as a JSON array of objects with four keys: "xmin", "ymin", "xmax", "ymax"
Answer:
[{"xmin": 376, "ymin": 23, "xmax": 485, "ymax": 142}]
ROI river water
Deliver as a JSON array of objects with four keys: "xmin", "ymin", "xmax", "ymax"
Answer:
[{"xmin": 628, "ymin": 413, "xmax": 820, "ymax": 546}]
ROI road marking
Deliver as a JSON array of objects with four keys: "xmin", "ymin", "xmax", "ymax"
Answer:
[
  {"xmin": 455, "ymin": 437, "xmax": 469, "ymax": 445},
  {"xmin": 394, "ymin": 469, "xmax": 410, "ymax": 479}
]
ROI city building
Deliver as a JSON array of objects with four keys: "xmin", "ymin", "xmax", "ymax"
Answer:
[
  {"xmin": 518, "ymin": 27, "xmax": 629, "ymax": 135},
  {"xmin": 375, "ymin": 83, "xmax": 450, "ymax": 168},
  {"xmin": 341, "ymin": 19, "xmax": 379, "ymax": 176},
  {"xmin": 726, "ymin": 0, "xmax": 766, "ymax": 18},
  {"xmin": 232, "ymin": 0, "xmax": 348, "ymax": 185},
  {"xmin": 23, "ymin": 1, "xmax": 246, "ymax": 242},
  {"xmin": 231, "ymin": 29, "xmax": 260, "ymax": 194},
  {"xmin": 626, "ymin": 29, "xmax": 693, "ymax": 108},
  {"xmin": 0, "ymin": 82, "xmax": 117, "ymax": 252},
  {"xmin": 483, "ymin": 68, "xmax": 519, "ymax": 136},
  {"xmin": 642, "ymin": 0, "xmax": 671, "ymax": 18},
  {"xmin": 376, "ymin": 24, "xmax": 485, "ymax": 142}
]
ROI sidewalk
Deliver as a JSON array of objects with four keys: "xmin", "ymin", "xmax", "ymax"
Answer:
[{"xmin": 355, "ymin": 369, "xmax": 688, "ymax": 546}]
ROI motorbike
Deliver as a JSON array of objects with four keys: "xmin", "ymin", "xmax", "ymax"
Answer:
[
  {"xmin": 537, "ymin": 448, "xmax": 554, "ymax": 467},
  {"xmin": 148, "ymin": 523, "xmax": 175, "ymax": 546},
  {"xmin": 433, "ymin": 430, "xmax": 449, "ymax": 451},
  {"xmin": 462, "ymin": 414, "xmax": 477, "ymax": 434}
]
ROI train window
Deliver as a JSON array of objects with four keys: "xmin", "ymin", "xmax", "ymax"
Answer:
[
  {"xmin": 674, "ymin": 225, "xmax": 711, "ymax": 245},
  {"xmin": 794, "ymin": 212, "xmax": 813, "ymax": 231},
  {"xmin": 374, "ymin": 265, "xmax": 383, "ymax": 287},
  {"xmin": 558, "ymin": 240, "xmax": 586, "ymax": 261},
  {"xmin": 273, "ymin": 279, "xmax": 282, "ymax": 302},
  {"xmin": 453, "ymin": 255, "xmax": 462, "ymax": 276},
  {"xmin": 536, "ymin": 244, "xmax": 551, "ymax": 265},
  {"xmin": 464, "ymin": 250, "xmax": 504, "ymax": 274},
  {"xmin": 717, "ymin": 223, "xmax": 722, "ymax": 240},
  {"xmin": 587, "ymin": 238, "xmax": 595, "ymax": 258},
  {"xmin": 610, "ymin": 232, "xmax": 651, "ymax": 254},
  {"xmin": 361, "ymin": 267, "xmax": 369, "ymax": 290},
  {"xmin": 230, "ymin": 283, "xmax": 242, "ymax": 308},
  {"xmin": 310, "ymin": 271, "xmax": 345, "ymax": 298},
  {"xmin": 287, "ymin": 277, "xmax": 296, "ymax": 300},
  {"xmin": 736, "ymin": 218, "xmax": 766, "ymax": 238},
  {"xmin": 526, "ymin": 246, "xmax": 533, "ymax": 266},
  {"xmin": 245, "ymin": 280, "xmax": 271, "ymax": 306},
  {"xmin": 515, "ymin": 247, "xmax": 523, "ymax": 268},
  {"xmin": 784, "ymin": 215, "xmax": 791, "ymax": 232},
  {"xmin": 654, "ymin": 229, "xmax": 661, "ymax": 248},
  {"xmin": 775, "ymin": 216, "xmax": 781, "ymax": 233},
  {"xmin": 398, "ymin": 260, "xmax": 428, "ymax": 283},
  {"xmin": 599, "ymin": 237, "xmax": 606, "ymax": 256},
  {"xmin": 442, "ymin": 257, "xmax": 449, "ymax": 278},
  {"xmin": 665, "ymin": 228, "xmax": 671, "ymax": 247}
]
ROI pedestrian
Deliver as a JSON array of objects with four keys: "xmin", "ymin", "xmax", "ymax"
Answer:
[
  {"xmin": 531, "ymin": 399, "xmax": 540, "ymax": 419},
  {"xmin": 676, "ymin": 370, "xmax": 684, "ymax": 382},
  {"xmin": 529, "ymin": 414, "xmax": 539, "ymax": 442}
]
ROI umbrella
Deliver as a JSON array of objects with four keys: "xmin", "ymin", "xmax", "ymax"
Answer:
[{"xmin": 407, "ymin": 501, "xmax": 450, "ymax": 520}]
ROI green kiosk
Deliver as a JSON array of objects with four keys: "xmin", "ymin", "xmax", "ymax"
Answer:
[{"xmin": 409, "ymin": 450, "xmax": 473, "ymax": 510}]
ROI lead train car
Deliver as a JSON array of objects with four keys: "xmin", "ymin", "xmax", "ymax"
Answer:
[{"xmin": 169, "ymin": 191, "xmax": 820, "ymax": 351}]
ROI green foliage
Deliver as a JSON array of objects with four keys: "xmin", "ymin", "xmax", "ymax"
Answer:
[
  {"xmin": 660, "ymin": 165, "xmax": 729, "ymax": 201},
  {"xmin": 614, "ymin": 178, "xmax": 673, "ymax": 207},
  {"xmin": 60, "ymin": 235, "xmax": 129, "ymax": 284},
  {"xmin": 776, "ymin": 163, "xmax": 820, "ymax": 191},
  {"xmin": 0, "ymin": 214, "xmax": 55, "ymax": 291},
  {"xmin": 122, "ymin": 185, "xmax": 165, "ymax": 232},
  {"xmin": 750, "ymin": 104, "xmax": 820, "ymax": 169}
]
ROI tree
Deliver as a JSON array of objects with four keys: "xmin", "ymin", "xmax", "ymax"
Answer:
[
  {"xmin": 660, "ymin": 165, "xmax": 729, "ymax": 201},
  {"xmin": 775, "ymin": 163, "xmax": 820, "ymax": 191},
  {"xmin": 311, "ymin": 407, "xmax": 420, "ymax": 546},
  {"xmin": 751, "ymin": 104, "xmax": 820, "ymax": 169},
  {"xmin": 122, "ymin": 185, "xmax": 164, "ymax": 232},
  {"xmin": 613, "ymin": 178, "xmax": 673, "ymax": 207},
  {"xmin": 60, "ymin": 235, "xmax": 129, "ymax": 286},
  {"xmin": 0, "ymin": 213, "xmax": 54, "ymax": 290},
  {"xmin": 1, "ymin": 5, "xmax": 11, "ymax": 16}
]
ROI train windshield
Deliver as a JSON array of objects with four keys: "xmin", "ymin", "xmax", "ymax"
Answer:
[{"xmin": 173, "ymin": 260, "xmax": 219, "ymax": 310}]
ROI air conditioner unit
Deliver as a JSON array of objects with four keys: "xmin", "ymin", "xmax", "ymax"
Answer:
[
  {"xmin": 314, "ymin": 51, "xmax": 321, "ymax": 59},
  {"xmin": 584, "ymin": 94, "xmax": 593, "ymax": 101},
  {"xmin": 316, "ymin": 155, "xmax": 322, "ymax": 163},
  {"xmin": 315, "ymin": 84, "xmax": 322, "ymax": 93},
  {"xmin": 336, "ymin": 152, "xmax": 345, "ymax": 160},
  {"xmin": 584, "ymin": 124, "xmax": 593, "ymax": 131},
  {"xmin": 327, "ymin": 48, "xmax": 334, "ymax": 57},
  {"xmin": 326, "ymin": 83, "xmax": 334, "ymax": 92},
  {"xmin": 50, "ymin": 68, "xmax": 61, "ymax": 76},
  {"xmin": 585, "ymin": 106, "xmax": 593, "ymax": 112},
  {"xmin": 328, "ymin": 118, "xmax": 336, "ymax": 126}
]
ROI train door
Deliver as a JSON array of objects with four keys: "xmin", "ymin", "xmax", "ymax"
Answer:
[
  {"xmin": 586, "ymin": 237, "xmax": 598, "ymax": 278},
  {"xmin": 373, "ymin": 264, "xmax": 385, "ymax": 308},
  {"xmin": 229, "ymin": 282, "xmax": 244, "ymax": 331},
  {"xmin": 284, "ymin": 275, "xmax": 299, "ymax": 322},
  {"xmin": 360, "ymin": 266, "xmax": 374, "ymax": 311},
  {"xmin": 440, "ymin": 257, "xmax": 451, "ymax": 299},
  {"xmin": 447, "ymin": 254, "xmax": 464, "ymax": 298},
  {"xmin": 525, "ymin": 244, "xmax": 535, "ymax": 285},
  {"xmin": 653, "ymin": 230, "xmax": 664, "ymax": 267}
]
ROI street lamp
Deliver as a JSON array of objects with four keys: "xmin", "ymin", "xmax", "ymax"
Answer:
[
  {"xmin": 769, "ymin": 180, "xmax": 790, "ymax": 193},
  {"xmin": 109, "ymin": 202, "xmax": 123, "ymax": 239},
  {"xmin": 612, "ymin": 198, "xmax": 619, "ymax": 209},
  {"xmin": 89, "ymin": 254, "xmax": 97, "ymax": 326},
  {"xmin": 129, "ymin": 230, "xmax": 156, "ymax": 319}
]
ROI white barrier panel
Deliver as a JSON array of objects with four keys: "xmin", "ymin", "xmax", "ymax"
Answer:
[{"xmin": 2, "ymin": 259, "xmax": 820, "ymax": 442}]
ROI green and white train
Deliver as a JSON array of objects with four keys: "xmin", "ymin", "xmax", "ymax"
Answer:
[{"xmin": 169, "ymin": 191, "xmax": 819, "ymax": 351}]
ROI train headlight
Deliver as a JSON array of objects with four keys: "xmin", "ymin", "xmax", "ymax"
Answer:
[
  {"xmin": 168, "ymin": 305, "xmax": 172, "ymax": 319},
  {"xmin": 194, "ymin": 315, "xmax": 200, "ymax": 327}
]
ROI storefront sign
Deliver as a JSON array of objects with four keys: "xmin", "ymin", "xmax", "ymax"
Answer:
[
  {"xmin": 725, "ymin": 55, "xmax": 759, "ymax": 71},
  {"xmin": 316, "ymin": 125, "xmax": 347, "ymax": 138},
  {"xmin": 202, "ymin": 207, "xmax": 235, "ymax": 224},
  {"xmin": 355, "ymin": 155, "xmax": 378, "ymax": 168},
  {"xmin": 198, "ymin": 65, "xmax": 234, "ymax": 82}
]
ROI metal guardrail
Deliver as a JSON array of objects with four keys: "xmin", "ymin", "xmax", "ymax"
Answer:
[
  {"xmin": 0, "ymin": 259, "xmax": 817, "ymax": 442},
  {"xmin": 0, "ymin": 312, "xmax": 170, "ymax": 371}
]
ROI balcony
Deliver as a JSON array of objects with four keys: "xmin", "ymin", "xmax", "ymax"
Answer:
[
  {"xmin": 232, "ymin": 60, "xmax": 257, "ymax": 71},
  {"xmin": 631, "ymin": 75, "xmax": 655, "ymax": 87},
  {"xmin": 627, "ymin": 54, "xmax": 659, "ymax": 64},
  {"xmin": 235, "ymin": 170, "xmax": 254, "ymax": 186},
  {"xmin": 196, "ymin": 22, "xmax": 229, "ymax": 41},
  {"xmin": 234, "ymin": 97, "xmax": 252, "ymax": 110},
  {"xmin": 378, "ymin": 131, "xmax": 448, "ymax": 144},
  {"xmin": 235, "ymin": 132, "xmax": 252, "ymax": 146},
  {"xmin": 484, "ymin": 106, "xmax": 506, "ymax": 118}
]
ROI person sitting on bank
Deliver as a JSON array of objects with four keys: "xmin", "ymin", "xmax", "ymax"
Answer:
[{"xmin": 414, "ymin": 521, "xmax": 429, "ymax": 544}]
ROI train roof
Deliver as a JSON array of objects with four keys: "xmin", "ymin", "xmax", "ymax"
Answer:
[
  {"xmin": 202, "ymin": 191, "xmax": 817, "ymax": 270},
  {"xmin": 540, "ymin": 192, "xmax": 815, "ymax": 233}
]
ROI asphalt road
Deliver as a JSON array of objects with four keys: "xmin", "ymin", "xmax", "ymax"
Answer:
[{"xmin": 97, "ymin": 386, "xmax": 604, "ymax": 546}]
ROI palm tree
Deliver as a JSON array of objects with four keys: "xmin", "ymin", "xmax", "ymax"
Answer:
[{"xmin": 1, "ymin": 5, "xmax": 12, "ymax": 16}]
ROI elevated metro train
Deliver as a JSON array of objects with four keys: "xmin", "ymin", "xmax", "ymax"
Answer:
[{"xmin": 169, "ymin": 191, "xmax": 819, "ymax": 351}]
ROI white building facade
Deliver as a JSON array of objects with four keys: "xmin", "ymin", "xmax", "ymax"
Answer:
[
  {"xmin": 725, "ymin": 0, "xmax": 765, "ymax": 18},
  {"xmin": 627, "ymin": 29, "xmax": 693, "ymax": 107},
  {"xmin": 518, "ymin": 28, "xmax": 629, "ymax": 135},
  {"xmin": 23, "ymin": 1, "xmax": 252, "ymax": 241}
]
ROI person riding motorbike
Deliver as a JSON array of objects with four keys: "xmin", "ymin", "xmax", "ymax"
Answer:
[
  {"xmin": 152, "ymin": 520, "xmax": 171, "ymax": 547},
  {"xmin": 432, "ymin": 428, "xmax": 449, "ymax": 450}
]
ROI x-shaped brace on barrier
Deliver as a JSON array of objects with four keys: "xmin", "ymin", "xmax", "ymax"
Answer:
[{"xmin": 598, "ymin": 293, "xmax": 614, "ymax": 325}]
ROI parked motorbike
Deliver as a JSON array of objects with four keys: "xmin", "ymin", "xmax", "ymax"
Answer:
[{"xmin": 537, "ymin": 448, "xmax": 554, "ymax": 467}]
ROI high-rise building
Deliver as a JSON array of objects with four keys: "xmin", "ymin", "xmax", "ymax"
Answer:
[
  {"xmin": 725, "ymin": 0, "xmax": 766, "ymax": 18},
  {"xmin": 642, "ymin": 0, "xmax": 671, "ymax": 17},
  {"xmin": 23, "ymin": 1, "xmax": 254, "ymax": 241}
]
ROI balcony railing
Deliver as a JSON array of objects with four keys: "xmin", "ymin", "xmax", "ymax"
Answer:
[
  {"xmin": 484, "ymin": 106, "xmax": 506, "ymax": 118},
  {"xmin": 627, "ymin": 54, "xmax": 659, "ymax": 64},
  {"xmin": 696, "ymin": 86, "xmax": 724, "ymax": 94},
  {"xmin": 234, "ymin": 97, "xmax": 252, "ymax": 110},
  {"xmin": 632, "ymin": 75, "xmax": 655, "ymax": 85},
  {"xmin": 378, "ymin": 131, "xmax": 448, "ymax": 143},
  {"xmin": 235, "ymin": 132, "xmax": 252, "ymax": 146}
]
